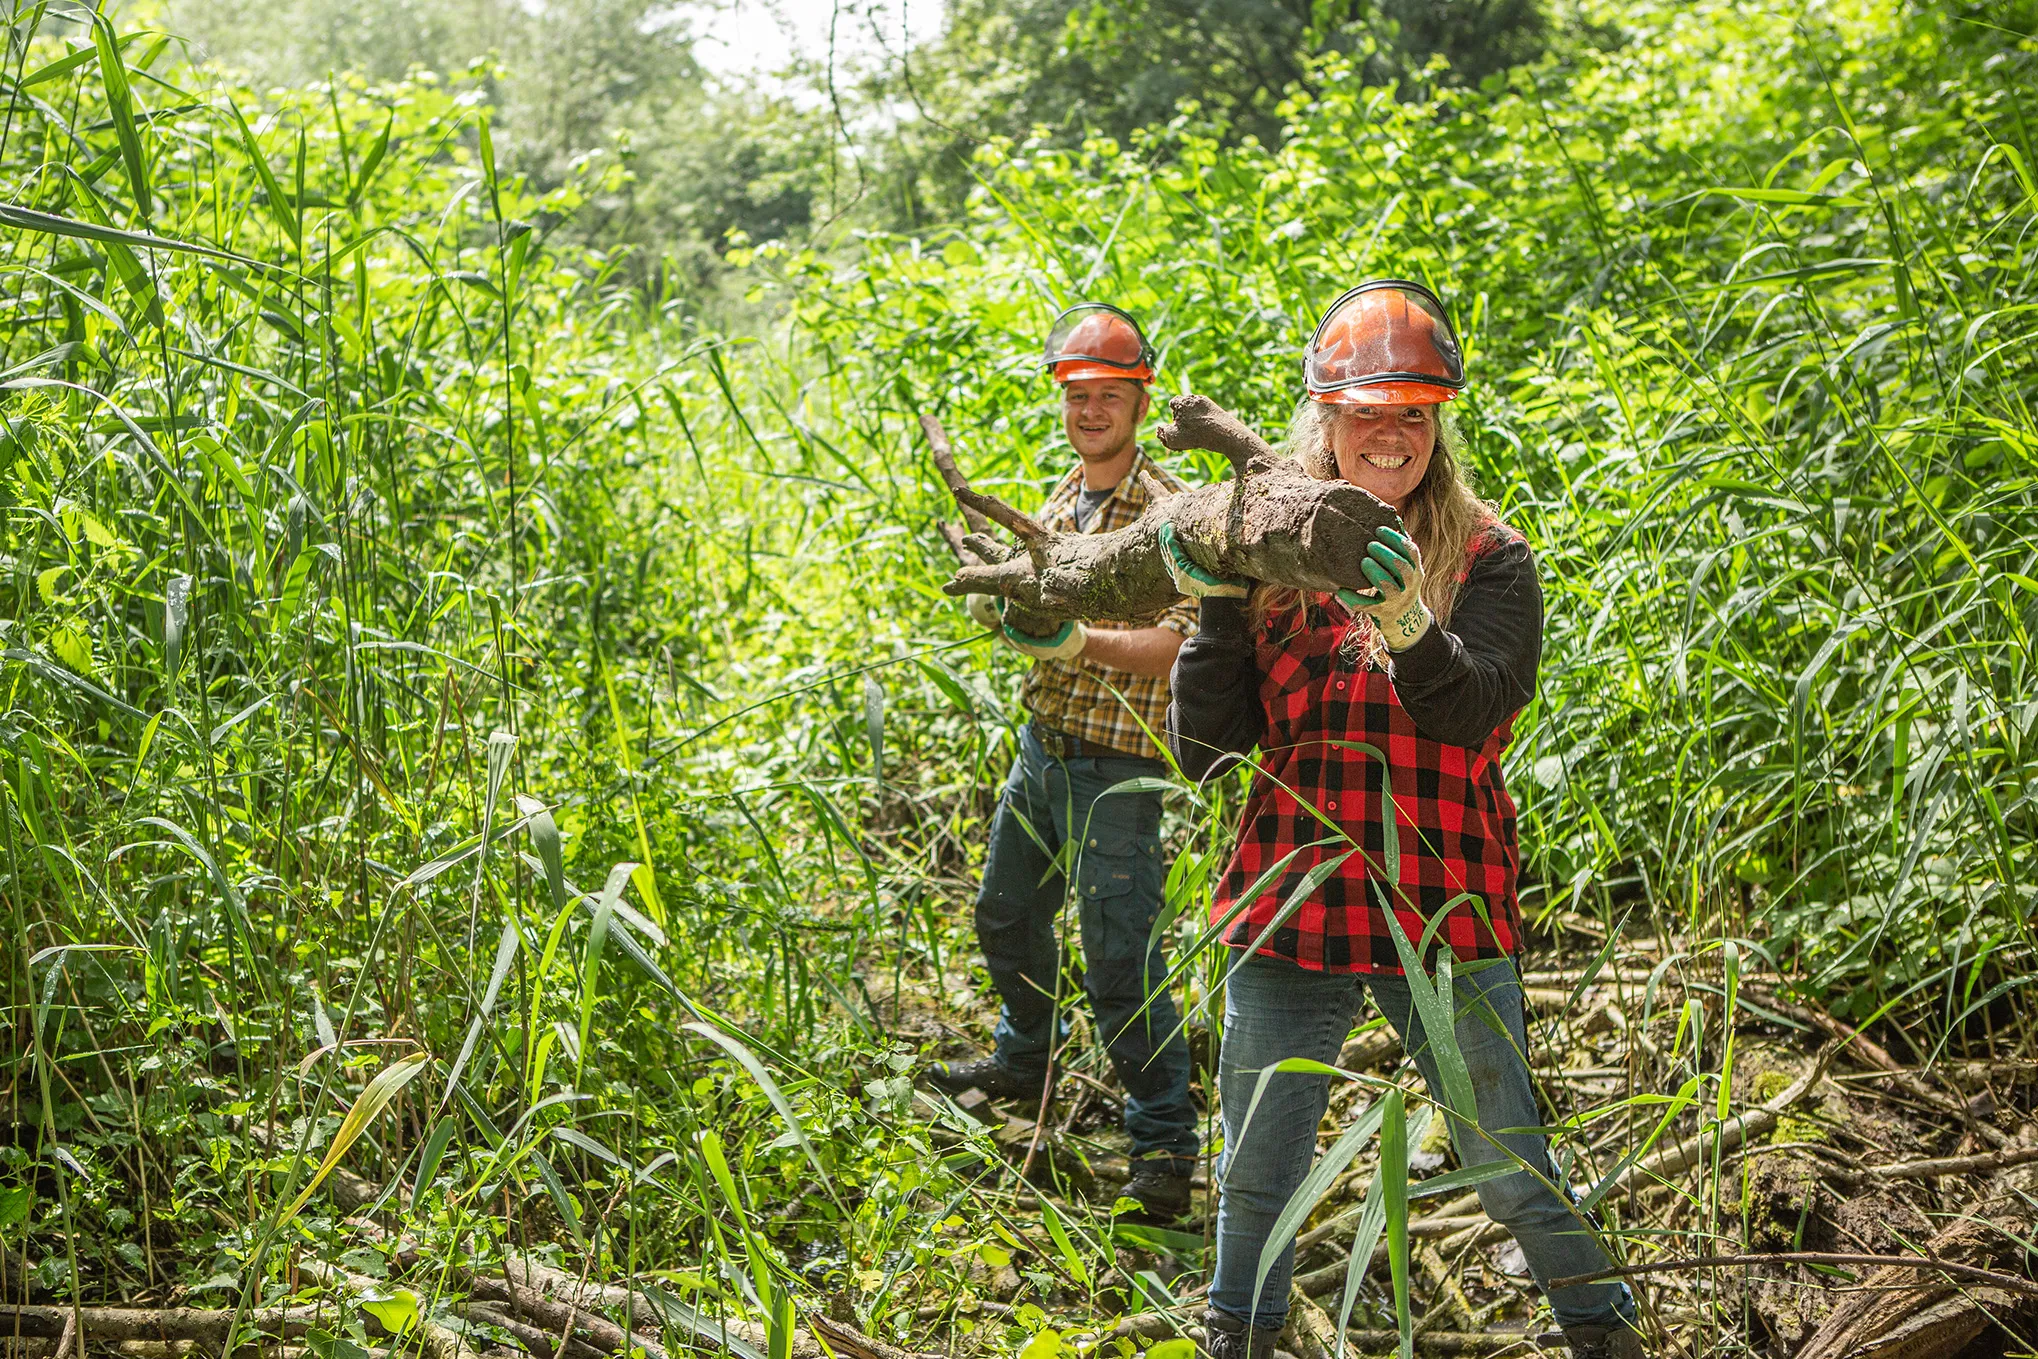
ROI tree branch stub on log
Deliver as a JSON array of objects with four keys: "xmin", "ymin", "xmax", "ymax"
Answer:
[
  {"xmin": 925, "ymin": 417, "xmax": 1061, "ymax": 637},
  {"xmin": 930, "ymin": 395, "xmax": 1400, "ymax": 622},
  {"xmin": 1155, "ymin": 394, "xmax": 1281, "ymax": 475},
  {"xmin": 935, "ymin": 521, "xmax": 1059, "ymax": 640},
  {"xmin": 920, "ymin": 414, "xmax": 1048, "ymax": 545}
]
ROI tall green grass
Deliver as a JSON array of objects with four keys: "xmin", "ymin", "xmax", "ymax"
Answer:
[
  {"xmin": 779, "ymin": 0, "xmax": 2038, "ymax": 1028},
  {"xmin": 0, "ymin": 0, "xmax": 2033, "ymax": 1349},
  {"xmin": 0, "ymin": 6, "xmax": 986, "ymax": 1326}
]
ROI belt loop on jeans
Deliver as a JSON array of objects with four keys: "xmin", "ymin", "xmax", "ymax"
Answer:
[
  {"xmin": 1030, "ymin": 721, "xmax": 1082, "ymax": 759},
  {"xmin": 1030, "ymin": 720, "xmax": 1153, "ymax": 761}
]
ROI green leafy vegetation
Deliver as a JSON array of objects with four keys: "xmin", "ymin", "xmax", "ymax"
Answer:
[{"xmin": 1, "ymin": 0, "xmax": 2035, "ymax": 1354}]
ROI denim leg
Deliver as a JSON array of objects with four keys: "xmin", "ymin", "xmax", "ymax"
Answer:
[
  {"xmin": 1066, "ymin": 755, "xmax": 1197, "ymax": 1159},
  {"xmin": 975, "ymin": 734, "xmax": 1064, "ymax": 1079},
  {"xmin": 1365, "ymin": 960, "xmax": 1636, "ymax": 1331},
  {"xmin": 1210, "ymin": 952, "xmax": 1362, "ymax": 1331}
]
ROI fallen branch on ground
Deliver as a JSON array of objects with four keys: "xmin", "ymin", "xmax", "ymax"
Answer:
[
  {"xmin": 1299, "ymin": 1047, "xmax": 1833, "ymax": 1298},
  {"xmin": 1549, "ymin": 1252, "xmax": 2038, "ymax": 1297},
  {"xmin": 1794, "ymin": 1151, "xmax": 2038, "ymax": 1359},
  {"xmin": 1609, "ymin": 1043, "xmax": 1833, "ymax": 1198},
  {"xmin": 465, "ymin": 1302, "xmax": 612, "ymax": 1359},
  {"xmin": 1340, "ymin": 1332, "xmax": 1540, "ymax": 1356},
  {"xmin": 1754, "ymin": 992, "xmax": 2009, "ymax": 1149},
  {"xmin": 1091, "ymin": 1313, "xmax": 1532, "ymax": 1359},
  {"xmin": 806, "ymin": 1313, "xmax": 945, "ymax": 1359},
  {"xmin": 474, "ymin": 1250, "xmax": 819, "ymax": 1359},
  {"xmin": 1837, "ymin": 1142, "xmax": 2038, "ymax": 1185},
  {"xmin": 0, "ymin": 1342, "xmax": 383, "ymax": 1359},
  {"xmin": 0, "ymin": 1308, "xmax": 327, "ymax": 1344},
  {"xmin": 296, "ymin": 1255, "xmax": 471, "ymax": 1359}
]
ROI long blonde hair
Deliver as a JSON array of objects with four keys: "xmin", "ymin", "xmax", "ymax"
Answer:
[{"xmin": 1251, "ymin": 399, "xmax": 1498, "ymax": 655}]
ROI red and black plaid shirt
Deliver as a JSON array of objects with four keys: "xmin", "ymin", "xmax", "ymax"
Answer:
[{"xmin": 1212, "ymin": 525, "xmax": 1528, "ymax": 974}]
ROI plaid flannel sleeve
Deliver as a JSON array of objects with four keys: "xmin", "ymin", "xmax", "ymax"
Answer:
[{"xmin": 1153, "ymin": 593, "xmax": 1198, "ymax": 637}]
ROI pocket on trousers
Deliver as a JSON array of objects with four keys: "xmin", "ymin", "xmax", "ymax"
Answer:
[
  {"xmin": 1076, "ymin": 832, "xmax": 1164, "ymax": 964},
  {"xmin": 1075, "ymin": 832, "xmax": 1156, "ymax": 901}
]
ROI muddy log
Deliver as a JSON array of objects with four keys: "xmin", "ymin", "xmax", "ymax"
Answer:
[
  {"xmin": 921, "ymin": 396, "xmax": 1401, "ymax": 622},
  {"xmin": 933, "ymin": 503, "xmax": 1059, "ymax": 639}
]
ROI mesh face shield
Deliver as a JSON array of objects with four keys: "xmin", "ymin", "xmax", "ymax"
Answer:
[
  {"xmin": 1304, "ymin": 280, "xmax": 1465, "ymax": 404},
  {"xmin": 1043, "ymin": 303, "xmax": 1156, "ymax": 383}
]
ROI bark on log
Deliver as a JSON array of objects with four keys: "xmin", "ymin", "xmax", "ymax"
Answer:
[
  {"xmin": 931, "ymin": 486, "xmax": 1057, "ymax": 638},
  {"xmin": 1794, "ymin": 1155, "xmax": 2038, "ymax": 1359},
  {"xmin": 925, "ymin": 397, "xmax": 1401, "ymax": 621}
]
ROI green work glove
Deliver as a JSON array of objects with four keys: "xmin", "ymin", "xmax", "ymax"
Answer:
[
  {"xmin": 1157, "ymin": 521, "xmax": 1248, "ymax": 600},
  {"xmin": 1336, "ymin": 525, "xmax": 1432, "ymax": 652},
  {"xmin": 965, "ymin": 593, "xmax": 1002, "ymax": 629},
  {"xmin": 1002, "ymin": 618, "xmax": 1088, "ymax": 661}
]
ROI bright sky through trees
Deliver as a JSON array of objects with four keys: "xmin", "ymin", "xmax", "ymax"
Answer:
[{"xmin": 694, "ymin": 0, "xmax": 944, "ymax": 88}]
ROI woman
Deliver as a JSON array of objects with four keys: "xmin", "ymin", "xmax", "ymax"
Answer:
[{"xmin": 1163, "ymin": 281, "xmax": 1646, "ymax": 1359}]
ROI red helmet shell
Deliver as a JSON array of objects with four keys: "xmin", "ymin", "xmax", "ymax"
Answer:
[
  {"xmin": 1044, "ymin": 304, "xmax": 1156, "ymax": 384},
  {"xmin": 1305, "ymin": 281, "xmax": 1465, "ymax": 405}
]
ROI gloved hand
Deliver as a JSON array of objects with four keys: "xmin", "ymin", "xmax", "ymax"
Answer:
[
  {"xmin": 965, "ymin": 593, "xmax": 1002, "ymax": 629},
  {"xmin": 1336, "ymin": 525, "xmax": 1432, "ymax": 652},
  {"xmin": 1157, "ymin": 522, "xmax": 1248, "ymax": 599},
  {"xmin": 1002, "ymin": 618, "xmax": 1088, "ymax": 661}
]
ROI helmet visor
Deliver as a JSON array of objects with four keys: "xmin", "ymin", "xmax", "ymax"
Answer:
[
  {"xmin": 1305, "ymin": 281, "xmax": 1465, "ymax": 396},
  {"xmin": 1043, "ymin": 303, "xmax": 1155, "ymax": 376}
]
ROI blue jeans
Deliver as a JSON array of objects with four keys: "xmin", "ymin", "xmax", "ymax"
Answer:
[
  {"xmin": 1212, "ymin": 951, "xmax": 1635, "ymax": 1332},
  {"xmin": 974, "ymin": 726, "xmax": 1198, "ymax": 1159}
]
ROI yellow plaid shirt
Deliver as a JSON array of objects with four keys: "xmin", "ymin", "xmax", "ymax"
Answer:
[{"xmin": 1020, "ymin": 449, "xmax": 1198, "ymax": 758}]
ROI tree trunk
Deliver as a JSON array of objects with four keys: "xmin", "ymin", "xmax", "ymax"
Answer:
[{"xmin": 923, "ymin": 396, "xmax": 1399, "ymax": 622}]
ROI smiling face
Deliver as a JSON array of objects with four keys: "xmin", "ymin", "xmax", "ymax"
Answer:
[
  {"xmin": 1061, "ymin": 378, "xmax": 1149, "ymax": 466},
  {"xmin": 1328, "ymin": 403, "xmax": 1438, "ymax": 509}
]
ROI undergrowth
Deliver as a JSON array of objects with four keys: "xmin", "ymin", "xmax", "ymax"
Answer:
[{"xmin": 0, "ymin": 0, "xmax": 2034, "ymax": 1353}]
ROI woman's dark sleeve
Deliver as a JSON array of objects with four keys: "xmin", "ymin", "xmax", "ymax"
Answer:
[
  {"xmin": 1387, "ymin": 537, "xmax": 1543, "ymax": 748},
  {"xmin": 1167, "ymin": 596, "xmax": 1264, "ymax": 783}
]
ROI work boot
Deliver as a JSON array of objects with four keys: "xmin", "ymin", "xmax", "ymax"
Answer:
[
  {"xmin": 1121, "ymin": 1155, "xmax": 1195, "ymax": 1222},
  {"xmin": 924, "ymin": 1054, "xmax": 1044, "ymax": 1103},
  {"xmin": 1555, "ymin": 1322, "xmax": 1649, "ymax": 1358},
  {"xmin": 1200, "ymin": 1309, "xmax": 1278, "ymax": 1359}
]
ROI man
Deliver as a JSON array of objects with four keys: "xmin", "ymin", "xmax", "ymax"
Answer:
[{"xmin": 928, "ymin": 303, "xmax": 1201, "ymax": 1221}]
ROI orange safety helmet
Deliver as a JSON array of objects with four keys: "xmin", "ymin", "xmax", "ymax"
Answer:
[
  {"xmin": 1042, "ymin": 303, "xmax": 1156, "ymax": 384},
  {"xmin": 1304, "ymin": 279, "xmax": 1465, "ymax": 405}
]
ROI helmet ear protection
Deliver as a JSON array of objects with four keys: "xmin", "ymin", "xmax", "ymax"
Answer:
[
  {"xmin": 1043, "ymin": 303, "xmax": 1157, "ymax": 384},
  {"xmin": 1305, "ymin": 279, "xmax": 1464, "ymax": 406}
]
